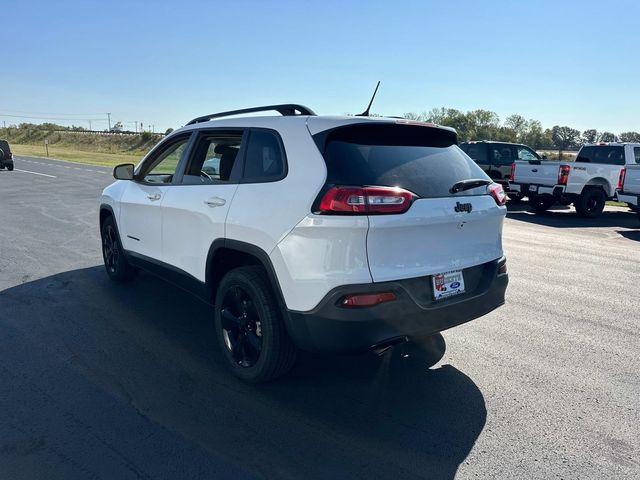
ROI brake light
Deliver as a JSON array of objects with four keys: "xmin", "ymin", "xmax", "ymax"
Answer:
[
  {"xmin": 558, "ymin": 165, "xmax": 571, "ymax": 185},
  {"xmin": 509, "ymin": 162, "xmax": 516, "ymax": 182},
  {"xmin": 340, "ymin": 292, "xmax": 396, "ymax": 308},
  {"xmin": 618, "ymin": 168, "xmax": 626, "ymax": 190},
  {"xmin": 487, "ymin": 183, "xmax": 507, "ymax": 206},
  {"xmin": 319, "ymin": 186, "xmax": 414, "ymax": 214}
]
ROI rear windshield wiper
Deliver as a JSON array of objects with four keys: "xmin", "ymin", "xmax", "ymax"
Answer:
[{"xmin": 449, "ymin": 178, "xmax": 491, "ymax": 194}]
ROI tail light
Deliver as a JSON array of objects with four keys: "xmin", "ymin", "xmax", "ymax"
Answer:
[
  {"xmin": 319, "ymin": 186, "xmax": 415, "ymax": 214},
  {"xmin": 618, "ymin": 167, "xmax": 626, "ymax": 190},
  {"xmin": 487, "ymin": 183, "xmax": 507, "ymax": 206},
  {"xmin": 340, "ymin": 292, "xmax": 396, "ymax": 308},
  {"xmin": 509, "ymin": 162, "xmax": 516, "ymax": 181},
  {"xmin": 558, "ymin": 165, "xmax": 571, "ymax": 185}
]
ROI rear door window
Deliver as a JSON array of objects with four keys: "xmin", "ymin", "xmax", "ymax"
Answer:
[
  {"xmin": 490, "ymin": 144, "xmax": 515, "ymax": 165},
  {"xmin": 634, "ymin": 147, "xmax": 640, "ymax": 164},
  {"xmin": 316, "ymin": 124, "xmax": 490, "ymax": 198},
  {"xmin": 181, "ymin": 130, "xmax": 244, "ymax": 184},
  {"xmin": 461, "ymin": 143, "xmax": 488, "ymax": 163},
  {"xmin": 576, "ymin": 146, "xmax": 625, "ymax": 165}
]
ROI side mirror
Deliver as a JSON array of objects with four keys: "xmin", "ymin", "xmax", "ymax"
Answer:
[
  {"xmin": 541, "ymin": 154, "xmax": 548, "ymax": 160},
  {"xmin": 113, "ymin": 163, "xmax": 135, "ymax": 180}
]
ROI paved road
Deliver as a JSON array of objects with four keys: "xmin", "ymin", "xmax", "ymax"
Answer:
[{"xmin": 1, "ymin": 156, "xmax": 639, "ymax": 479}]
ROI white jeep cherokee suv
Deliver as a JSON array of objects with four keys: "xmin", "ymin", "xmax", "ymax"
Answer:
[{"xmin": 100, "ymin": 104, "xmax": 509, "ymax": 382}]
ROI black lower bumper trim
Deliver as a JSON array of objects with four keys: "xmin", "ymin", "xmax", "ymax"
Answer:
[{"xmin": 285, "ymin": 258, "xmax": 508, "ymax": 353}]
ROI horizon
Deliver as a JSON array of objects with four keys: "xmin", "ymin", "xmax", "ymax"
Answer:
[{"xmin": 3, "ymin": 0, "xmax": 639, "ymax": 133}]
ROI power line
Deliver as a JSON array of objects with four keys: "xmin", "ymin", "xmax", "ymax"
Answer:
[
  {"xmin": 0, "ymin": 110, "xmax": 108, "ymax": 116},
  {"xmin": 0, "ymin": 113, "xmax": 106, "ymax": 121}
]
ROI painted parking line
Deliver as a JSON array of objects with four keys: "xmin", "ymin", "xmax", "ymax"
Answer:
[{"xmin": 14, "ymin": 169, "xmax": 57, "ymax": 178}]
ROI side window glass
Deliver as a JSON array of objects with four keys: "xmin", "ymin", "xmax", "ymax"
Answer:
[
  {"xmin": 491, "ymin": 146, "xmax": 513, "ymax": 165},
  {"xmin": 243, "ymin": 130, "xmax": 285, "ymax": 181},
  {"xmin": 143, "ymin": 138, "xmax": 189, "ymax": 184},
  {"xmin": 634, "ymin": 147, "xmax": 640, "ymax": 164},
  {"xmin": 517, "ymin": 147, "xmax": 538, "ymax": 161},
  {"xmin": 464, "ymin": 144, "xmax": 487, "ymax": 163},
  {"xmin": 182, "ymin": 132, "xmax": 244, "ymax": 184}
]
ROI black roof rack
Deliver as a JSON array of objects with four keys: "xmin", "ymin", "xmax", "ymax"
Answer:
[{"xmin": 186, "ymin": 104, "xmax": 316, "ymax": 125}]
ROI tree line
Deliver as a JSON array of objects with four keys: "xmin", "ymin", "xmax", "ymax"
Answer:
[{"xmin": 403, "ymin": 108, "xmax": 640, "ymax": 151}]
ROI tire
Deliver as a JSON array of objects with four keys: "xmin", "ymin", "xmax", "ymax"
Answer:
[
  {"xmin": 100, "ymin": 215, "xmax": 137, "ymax": 282},
  {"xmin": 529, "ymin": 194, "xmax": 555, "ymax": 213},
  {"xmin": 214, "ymin": 266, "xmax": 296, "ymax": 383},
  {"xmin": 627, "ymin": 203, "xmax": 638, "ymax": 212},
  {"xmin": 0, "ymin": 165, "xmax": 4, "ymax": 170},
  {"xmin": 575, "ymin": 188, "xmax": 606, "ymax": 218},
  {"xmin": 6, "ymin": 163, "xmax": 13, "ymax": 171},
  {"xmin": 508, "ymin": 192, "xmax": 525, "ymax": 202}
]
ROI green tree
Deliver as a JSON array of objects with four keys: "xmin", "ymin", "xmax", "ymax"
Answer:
[
  {"xmin": 619, "ymin": 131, "xmax": 640, "ymax": 142},
  {"xmin": 522, "ymin": 120, "xmax": 545, "ymax": 148},
  {"xmin": 599, "ymin": 131, "xmax": 616, "ymax": 142},
  {"xmin": 505, "ymin": 114, "xmax": 527, "ymax": 141},
  {"xmin": 552, "ymin": 126, "xmax": 581, "ymax": 156},
  {"xmin": 582, "ymin": 129, "xmax": 598, "ymax": 144}
]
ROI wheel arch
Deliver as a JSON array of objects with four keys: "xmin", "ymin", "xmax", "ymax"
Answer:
[
  {"xmin": 99, "ymin": 203, "xmax": 115, "ymax": 227},
  {"xmin": 582, "ymin": 178, "xmax": 612, "ymax": 197},
  {"xmin": 206, "ymin": 239, "xmax": 288, "ymax": 312}
]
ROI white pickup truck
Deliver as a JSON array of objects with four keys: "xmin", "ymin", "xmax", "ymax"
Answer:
[
  {"xmin": 617, "ymin": 163, "xmax": 640, "ymax": 221},
  {"xmin": 510, "ymin": 143, "xmax": 640, "ymax": 217}
]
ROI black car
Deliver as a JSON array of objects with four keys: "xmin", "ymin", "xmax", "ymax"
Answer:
[
  {"xmin": 0, "ymin": 139, "xmax": 14, "ymax": 171},
  {"xmin": 460, "ymin": 140, "xmax": 543, "ymax": 199}
]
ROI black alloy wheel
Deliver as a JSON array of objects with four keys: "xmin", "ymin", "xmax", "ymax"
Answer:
[
  {"xmin": 102, "ymin": 223, "xmax": 120, "ymax": 275},
  {"xmin": 100, "ymin": 216, "xmax": 137, "ymax": 282},
  {"xmin": 214, "ymin": 266, "xmax": 296, "ymax": 382},
  {"xmin": 220, "ymin": 285, "xmax": 263, "ymax": 368}
]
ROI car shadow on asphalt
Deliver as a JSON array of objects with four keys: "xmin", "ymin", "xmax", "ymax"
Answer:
[
  {"xmin": 1, "ymin": 266, "xmax": 486, "ymax": 480},
  {"xmin": 506, "ymin": 200, "xmax": 639, "ymax": 229}
]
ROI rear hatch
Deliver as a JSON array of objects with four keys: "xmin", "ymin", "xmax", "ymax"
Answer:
[
  {"xmin": 512, "ymin": 160, "xmax": 561, "ymax": 186},
  {"xmin": 312, "ymin": 121, "xmax": 506, "ymax": 283}
]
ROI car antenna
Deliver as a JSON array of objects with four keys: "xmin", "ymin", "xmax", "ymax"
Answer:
[{"xmin": 356, "ymin": 81, "xmax": 381, "ymax": 117}]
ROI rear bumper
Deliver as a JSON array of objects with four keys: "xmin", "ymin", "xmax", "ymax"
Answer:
[
  {"xmin": 617, "ymin": 192, "xmax": 638, "ymax": 206},
  {"xmin": 285, "ymin": 257, "xmax": 508, "ymax": 353},
  {"xmin": 510, "ymin": 183, "xmax": 564, "ymax": 197}
]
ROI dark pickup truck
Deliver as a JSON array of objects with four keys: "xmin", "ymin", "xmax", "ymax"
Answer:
[
  {"xmin": 460, "ymin": 140, "xmax": 543, "ymax": 199},
  {"xmin": 0, "ymin": 139, "xmax": 14, "ymax": 171}
]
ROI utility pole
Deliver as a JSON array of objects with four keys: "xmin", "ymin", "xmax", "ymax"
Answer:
[
  {"xmin": 152, "ymin": 124, "xmax": 155, "ymax": 133},
  {"xmin": 89, "ymin": 120, "xmax": 92, "ymax": 131},
  {"xmin": 107, "ymin": 113, "xmax": 111, "ymax": 131}
]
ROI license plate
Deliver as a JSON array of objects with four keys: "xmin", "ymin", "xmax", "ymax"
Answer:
[
  {"xmin": 529, "ymin": 185, "xmax": 538, "ymax": 193},
  {"xmin": 432, "ymin": 270, "xmax": 465, "ymax": 301}
]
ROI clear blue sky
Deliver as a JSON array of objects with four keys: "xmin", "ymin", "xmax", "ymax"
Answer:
[{"xmin": 3, "ymin": 0, "xmax": 639, "ymax": 133}]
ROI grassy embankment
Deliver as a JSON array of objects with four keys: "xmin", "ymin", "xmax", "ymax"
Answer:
[{"xmin": 1, "ymin": 125, "xmax": 162, "ymax": 167}]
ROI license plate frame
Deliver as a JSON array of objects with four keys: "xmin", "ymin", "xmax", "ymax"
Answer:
[
  {"xmin": 528, "ymin": 185, "xmax": 539, "ymax": 193},
  {"xmin": 432, "ymin": 270, "xmax": 465, "ymax": 301}
]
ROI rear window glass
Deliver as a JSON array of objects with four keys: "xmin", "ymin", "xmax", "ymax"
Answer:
[
  {"xmin": 576, "ymin": 146, "xmax": 625, "ymax": 165},
  {"xmin": 460, "ymin": 143, "xmax": 488, "ymax": 163},
  {"xmin": 316, "ymin": 124, "xmax": 490, "ymax": 198}
]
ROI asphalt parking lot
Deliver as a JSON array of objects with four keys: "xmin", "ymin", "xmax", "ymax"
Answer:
[{"xmin": 1, "ymin": 156, "xmax": 639, "ymax": 479}]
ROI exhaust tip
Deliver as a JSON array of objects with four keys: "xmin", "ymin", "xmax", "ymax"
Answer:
[{"xmin": 370, "ymin": 336, "xmax": 409, "ymax": 356}]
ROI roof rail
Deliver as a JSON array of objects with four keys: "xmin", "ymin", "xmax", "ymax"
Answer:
[{"xmin": 186, "ymin": 104, "xmax": 316, "ymax": 125}]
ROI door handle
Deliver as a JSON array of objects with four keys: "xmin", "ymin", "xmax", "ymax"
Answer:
[
  {"xmin": 147, "ymin": 193, "xmax": 161, "ymax": 201},
  {"xmin": 205, "ymin": 197, "xmax": 226, "ymax": 207},
  {"xmin": 532, "ymin": 169, "xmax": 538, "ymax": 172}
]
